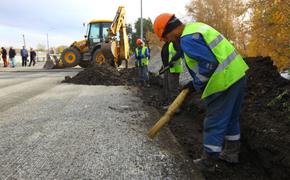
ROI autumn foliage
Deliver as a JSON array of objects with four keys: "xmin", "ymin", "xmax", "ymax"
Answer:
[
  {"xmin": 247, "ymin": 0, "xmax": 289, "ymax": 70},
  {"xmin": 185, "ymin": 0, "xmax": 289, "ymax": 70},
  {"xmin": 186, "ymin": 0, "xmax": 245, "ymax": 43}
]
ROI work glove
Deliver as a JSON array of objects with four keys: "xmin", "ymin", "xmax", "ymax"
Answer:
[{"xmin": 181, "ymin": 81, "xmax": 195, "ymax": 92}]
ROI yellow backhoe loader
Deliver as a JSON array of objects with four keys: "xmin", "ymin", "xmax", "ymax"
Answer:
[{"xmin": 44, "ymin": 6, "xmax": 129, "ymax": 69}]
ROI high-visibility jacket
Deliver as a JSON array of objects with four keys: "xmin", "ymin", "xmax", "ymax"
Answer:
[
  {"xmin": 135, "ymin": 46, "xmax": 149, "ymax": 66},
  {"xmin": 181, "ymin": 22, "xmax": 249, "ymax": 99},
  {"xmin": 168, "ymin": 42, "xmax": 183, "ymax": 73}
]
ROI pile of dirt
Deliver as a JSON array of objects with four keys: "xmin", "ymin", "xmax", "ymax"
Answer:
[
  {"xmin": 241, "ymin": 57, "xmax": 290, "ymax": 179},
  {"xmin": 62, "ymin": 63, "xmax": 138, "ymax": 86},
  {"xmin": 140, "ymin": 57, "xmax": 290, "ymax": 179}
]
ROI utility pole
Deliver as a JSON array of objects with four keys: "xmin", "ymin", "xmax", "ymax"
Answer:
[
  {"xmin": 46, "ymin": 28, "xmax": 55, "ymax": 54},
  {"xmin": 22, "ymin": 34, "xmax": 26, "ymax": 47},
  {"xmin": 140, "ymin": 0, "xmax": 143, "ymax": 40},
  {"xmin": 46, "ymin": 32, "xmax": 49, "ymax": 54}
]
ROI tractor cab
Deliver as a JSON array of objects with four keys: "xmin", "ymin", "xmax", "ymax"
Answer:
[{"xmin": 87, "ymin": 20, "xmax": 112, "ymax": 48}]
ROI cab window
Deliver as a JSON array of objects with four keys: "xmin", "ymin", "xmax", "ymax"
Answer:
[
  {"xmin": 102, "ymin": 22, "xmax": 111, "ymax": 39},
  {"xmin": 89, "ymin": 23, "xmax": 100, "ymax": 39}
]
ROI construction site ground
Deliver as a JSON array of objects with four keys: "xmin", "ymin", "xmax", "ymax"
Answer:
[
  {"xmin": 0, "ymin": 66, "xmax": 203, "ymax": 179},
  {"xmin": 63, "ymin": 55, "xmax": 289, "ymax": 180}
]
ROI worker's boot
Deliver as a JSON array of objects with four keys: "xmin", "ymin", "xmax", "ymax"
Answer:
[
  {"xmin": 219, "ymin": 140, "xmax": 240, "ymax": 163},
  {"xmin": 193, "ymin": 151, "xmax": 217, "ymax": 172},
  {"xmin": 145, "ymin": 81, "xmax": 150, "ymax": 87}
]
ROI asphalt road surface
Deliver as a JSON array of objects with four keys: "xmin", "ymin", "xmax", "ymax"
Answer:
[{"xmin": 0, "ymin": 67, "xmax": 203, "ymax": 179}]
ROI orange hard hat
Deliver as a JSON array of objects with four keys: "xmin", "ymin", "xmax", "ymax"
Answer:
[
  {"xmin": 136, "ymin": 38, "xmax": 143, "ymax": 45},
  {"xmin": 154, "ymin": 13, "xmax": 175, "ymax": 39}
]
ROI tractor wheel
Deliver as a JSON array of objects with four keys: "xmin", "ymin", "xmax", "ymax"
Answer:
[
  {"xmin": 61, "ymin": 47, "xmax": 81, "ymax": 67},
  {"xmin": 91, "ymin": 49, "xmax": 106, "ymax": 66},
  {"xmin": 79, "ymin": 61, "xmax": 89, "ymax": 68}
]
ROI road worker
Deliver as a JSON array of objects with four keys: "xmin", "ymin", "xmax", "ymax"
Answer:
[
  {"xmin": 154, "ymin": 13, "xmax": 249, "ymax": 172},
  {"xmin": 135, "ymin": 38, "xmax": 150, "ymax": 87}
]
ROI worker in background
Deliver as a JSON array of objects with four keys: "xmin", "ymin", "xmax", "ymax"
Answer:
[
  {"xmin": 8, "ymin": 47, "xmax": 16, "ymax": 68},
  {"xmin": 160, "ymin": 42, "xmax": 183, "ymax": 109},
  {"xmin": 154, "ymin": 13, "xmax": 249, "ymax": 172},
  {"xmin": 135, "ymin": 38, "xmax": 150, "ymax": 87},
  {"xmin": 1, "ymin": 47, "xmax": 8, "ymax": 67},
  {"xmin": 20, "ymin": 46, "xmax": 28, "ymax": 67}
]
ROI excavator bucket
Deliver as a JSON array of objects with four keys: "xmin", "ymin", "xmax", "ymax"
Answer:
[{"xmin": 43, "ymin": 54, "xmax": 64, "ymax": 69}]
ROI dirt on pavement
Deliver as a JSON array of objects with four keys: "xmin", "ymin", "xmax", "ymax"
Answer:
[{"xmin": 63, "ymin": 56, "xmax": 290, "ymax": 180}]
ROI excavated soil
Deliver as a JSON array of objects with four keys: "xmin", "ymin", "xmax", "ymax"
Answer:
[
  {"xmin": 62, "ymin": 63, "xmax": 138, "ymax": 86},
  {"xmin": 240, "ymin": 57, "xmax": 290, "ymax": 179},
  {"xmin": 63, "ymin": 57, "xmax": 290, "ymax": 180}
]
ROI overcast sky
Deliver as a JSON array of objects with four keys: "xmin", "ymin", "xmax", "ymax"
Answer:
[{"xmin": 0, "ymin": 0, "xmax": 191, "ymax": 48}]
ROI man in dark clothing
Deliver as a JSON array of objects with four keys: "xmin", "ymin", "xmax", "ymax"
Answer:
[
  {"xmin": 9, "ymin": 47, "xmax": 16, "ymax": 68},
  {"xmin": 29, "ymin": 48, "xmax": 36, "ymax": 66},
  {"xmin": 160, "ymin": 42, "xmax": 183, "ymax": 108},
  {"xmin": 21, "ymin": 46, "xmax": 28, "ymax": 67},
  {"xmin": 1, "ymin": 47, "xmax": 8, "ymax": 67}
]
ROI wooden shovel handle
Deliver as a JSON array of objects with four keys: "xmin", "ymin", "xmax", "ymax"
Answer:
[{"xmin": 147, "ymin": 88, "xmax": 190, "ymax": 139}]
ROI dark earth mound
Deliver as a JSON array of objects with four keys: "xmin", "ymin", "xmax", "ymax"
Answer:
[
  {"xmin": 63, "ymin": 57, "xmax": 289, "ymax": 179},
  {"xmin": 241, "ymin": 57, "xmax": 290, "ymax": 179},
  {"xmin": 62, "ymin": 63, "xmax": 138, "ymax": 86}
]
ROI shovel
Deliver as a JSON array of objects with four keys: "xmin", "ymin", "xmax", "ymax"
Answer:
[{"xmin": 154, "ymin": 65, "xmax": 170, "ymax": 77}]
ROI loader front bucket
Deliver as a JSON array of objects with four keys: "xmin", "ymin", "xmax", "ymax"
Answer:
[{"xmin": 43, "ymin": 54, "xmax": 64, "ymax": 69}]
